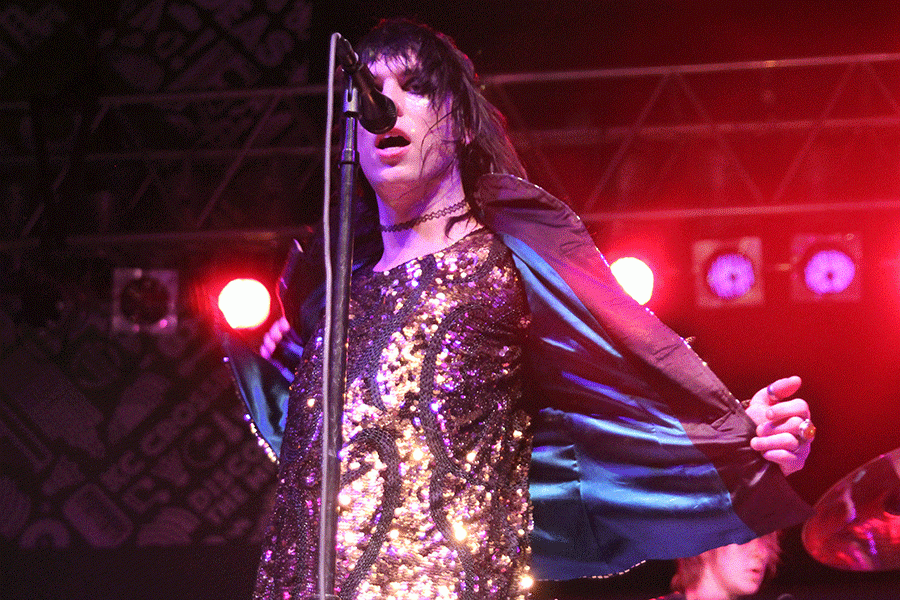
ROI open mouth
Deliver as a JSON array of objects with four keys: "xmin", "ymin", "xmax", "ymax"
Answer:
[{"xmin": 376, "ymin": 133, "xmax": 410, "ymax": 150}]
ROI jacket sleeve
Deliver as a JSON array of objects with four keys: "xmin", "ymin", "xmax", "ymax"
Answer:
[
  {"xmin": 478, "ymin": 174, "xmax": 812, "ymax": 580},
  {"xmin": 219, "ymin": 325, "xmax": 290, "ymax": 463},
  {"xmin": 217, "ymin": 239, "xmax": 309, "ymax": 463}
]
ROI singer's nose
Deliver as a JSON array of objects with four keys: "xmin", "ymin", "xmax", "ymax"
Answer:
[{"xmin": 381, "ymin": 79, "xmax": 404, "ymax": 116}]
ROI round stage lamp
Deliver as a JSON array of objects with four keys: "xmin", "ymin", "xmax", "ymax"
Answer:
[
  {"xmin": 705, "ymin": 251, "xmax": 756, "ymax": 301},
  {"xmin": 120, "ymin": 275, "xmax": 171, "ymax": 326},
  {"xmin": 112, "ymin": 268, "xmax": 179, "ymax": 333},
  {"xmin": 610, "ymin": 256, "xmax": 654, "ymax": 305},
  {"xmin": 803, "ymin": 247, "xmax": 856, "ymax": 295},
  {"xmin": 218, "ymin": 278, "xmax": 271, "ymax": 329},
  {"xmin": 790, "ymin": 233, "xmax": 861, "ymax": 302}
]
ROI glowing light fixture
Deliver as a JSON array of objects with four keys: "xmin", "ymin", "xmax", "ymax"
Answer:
[
  {"xmin": 218, "ymin": 278, "xmax": 272, "ymax": 329},
  {"xmin": 610, "ymin": 256, "xmax": 654, "ymax": 305},
  {"xmin": 693, "ymin": 237, "xmax": 763, "ymax": 307},
  {"xmin": 791, "ymin": 233, "xmax": 861, "ymax": 302},
  {"xmin": 706, "ymin": 251, "xmax": 755, "ymax": 300}
]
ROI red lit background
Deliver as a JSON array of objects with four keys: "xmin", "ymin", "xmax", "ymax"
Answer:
[{"xmin": 2, "ymin": 1, "xmax": 899, "ymax": 599}]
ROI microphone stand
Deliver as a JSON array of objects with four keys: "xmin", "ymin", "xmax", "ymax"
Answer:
[{"xmin": 316, "ymin": 75, "xmax": 360, "ymax": 600}]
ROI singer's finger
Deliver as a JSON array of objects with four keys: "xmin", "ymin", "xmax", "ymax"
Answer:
[{"xmin": 764, "ymin": 376, "xmax": 802, "ymax": 404}]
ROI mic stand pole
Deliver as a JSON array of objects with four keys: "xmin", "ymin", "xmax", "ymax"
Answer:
[{"xmin": 317, "ymin": 76, "xmax": 359, "ymax": 600}]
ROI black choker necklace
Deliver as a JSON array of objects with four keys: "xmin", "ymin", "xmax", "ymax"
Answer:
[{"xmin": 379, "ymin": 198, "xmax": 469, "ymax": 232}]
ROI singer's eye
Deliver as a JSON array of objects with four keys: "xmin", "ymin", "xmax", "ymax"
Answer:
[
  {"xmin": 402, "ymin": 76, "xmax": 430, "ymax": 96},
  {"xmin": 392, "ymin": 67, "xmax": 426, "ymax": 94}
]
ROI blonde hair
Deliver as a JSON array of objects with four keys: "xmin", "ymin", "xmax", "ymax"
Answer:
[{"xmin": 670, "ymin": 531, "xmax": 781, "ymax": 593}]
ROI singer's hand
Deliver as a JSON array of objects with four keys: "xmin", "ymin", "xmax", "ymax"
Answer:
[
  {"xmin": 745, "ymin": 376, "xmax": 812, "ymax": 475},
  {"xmin": 260, "ymin": 316, "xmax": 291, "ymax": 359}
]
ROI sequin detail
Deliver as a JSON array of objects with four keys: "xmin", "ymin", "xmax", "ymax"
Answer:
[{"xmin": 253, "ymin": 230, "xmax": 533, "ymax": 600}]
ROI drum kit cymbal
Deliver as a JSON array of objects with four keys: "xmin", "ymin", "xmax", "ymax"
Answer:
[{"xmin": 802, "ymin": 447, "xmax": 900, "ymax": 572}]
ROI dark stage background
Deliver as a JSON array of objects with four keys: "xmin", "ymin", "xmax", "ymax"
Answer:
[{"xmin": 2, "ymin": 1, "xmax": 900, "ymax": 599}]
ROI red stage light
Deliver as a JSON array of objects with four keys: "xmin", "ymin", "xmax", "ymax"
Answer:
[
  {"xmin": 610, "ymin": 256, "xmax": 655, "ymax": 305},
  {"xmin": 217, "ymin": 278, "xmax": 271, "ymax": 329}
]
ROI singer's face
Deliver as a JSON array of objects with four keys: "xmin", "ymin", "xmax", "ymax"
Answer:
[
  {"xmin": 705, "ymin": 537, "xmax": 773, "ymax": 598},
  {"xmin": 358, "ymin": 56, "xmax": 461, "ymax": 209}
]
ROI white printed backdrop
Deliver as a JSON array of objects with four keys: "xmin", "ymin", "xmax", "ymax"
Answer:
[
  {"xmin": 1, "ymin": 0, "xmax": 312, "ymax": 96},
  {"xmin": 0, "ymin": 2, "xmax": 308, "ymax": 558},
  {"xmin": 0, "ymin": 305, "xmax": 278, "ymax": 551},
  {"xmin": 0, "ymin": 0, "xmax": 320, "ymax": 242}
]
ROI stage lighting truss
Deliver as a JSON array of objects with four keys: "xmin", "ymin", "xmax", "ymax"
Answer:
[
  {"xmin": 693, "ymin": 237, "xmax": 764, "ymax": 308},
  {"xmin": 112, "ymin": 268, "xmax": 179, "ymax": 334},
  {"xmin": 791, "ymin": 233, "xmax": 861, "ymax": 302}
]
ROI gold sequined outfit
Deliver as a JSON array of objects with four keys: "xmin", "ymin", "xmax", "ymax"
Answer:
[{"xmin": 253, "ymin": 229, "xmax": 533, "ymax": 600}]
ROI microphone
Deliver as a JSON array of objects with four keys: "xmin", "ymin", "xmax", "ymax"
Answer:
[{"xmin": 335, "ymin": 35, "xmax": 398, "ymax": 134}]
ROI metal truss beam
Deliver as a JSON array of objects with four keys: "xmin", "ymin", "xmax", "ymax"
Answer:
[{"xmin": 2, "ymin": 53, "xmax": 899, "ymax": 251}]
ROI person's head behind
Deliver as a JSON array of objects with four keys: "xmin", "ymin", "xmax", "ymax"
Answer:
[
  {"xmin": 355, "ymin": 18, "xmax": 525, "ymax": 199},
  {"xmin": 671, "ymin": 532, "xmax": 781, "ymax": 599}
]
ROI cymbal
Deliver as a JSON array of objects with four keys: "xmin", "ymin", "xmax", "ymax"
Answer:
[{"xmin": 802, "ymin": 447, "xmax": 900, "ymax": 571}]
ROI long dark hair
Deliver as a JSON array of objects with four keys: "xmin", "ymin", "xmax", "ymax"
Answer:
[
  {"xmin": 295, "ymin": 18, "xmax": 526, "ymax": 342},
  {"xmin": 356, "ymin": 18, "xmax": 526, "ymax": 197}
]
